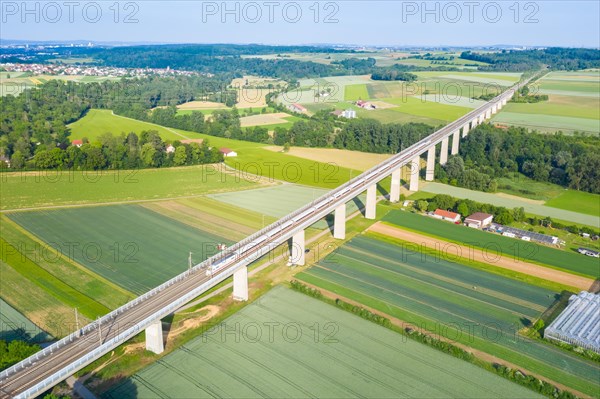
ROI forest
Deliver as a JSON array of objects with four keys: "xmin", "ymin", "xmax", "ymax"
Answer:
[
  {"xmin": 461, "ymin": 48, "xmax": 600, "ymax": 71},
  {"xmin": 446, "ymin": 124, "xmax": 600, "ymax": 194}
]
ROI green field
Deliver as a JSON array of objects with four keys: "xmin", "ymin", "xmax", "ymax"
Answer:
[
  {"xmin": 0, "ymin": 164, "xmax": 260, "ymax": 211},
  {"xmin": 7, "ymin": 205, "xmax": 233, "ymax": 294},
  {"xmin": 383, "ymin": 96, "xmax": 472, "ymax": 122},
  {"xmin": 421, "ymin": 182, "xmax": 600, "ymax": 227},
  {"xmin": 209, "ymin": 184, "xmax": 366, "ymax": 229},
  {"xmin": 297, "ymin": 236, "xmax": 600, "ymax": 397},
  {"xmin": 0, "ymin": 298, "xmax": 51, "ymax": 343},
  {"xmin": 494, "ymin": 72, "xmax": 600, "ymax": 134},
  {"xmin": 545, "ymin": 189, "xmax": 600, "ymax": 216},
  {"xmin": 104, "ymin": 286, "xmax": 540, "ymax": 399},
  {"xmin": 1, "ymin": 215, "xmax": 132, "ymax": 314},
  {"xmin": 67, "ymin": 109, "xmax": 204, "ymax": 141},
  {"xmin": 382, "ymin": 210, "xmax": 600, "ymax": 278},
  {"xmin": 344, "ymin": 84, "xmax": 369, "ymax": 101}
]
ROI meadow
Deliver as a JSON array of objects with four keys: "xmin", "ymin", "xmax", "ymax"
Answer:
[
  {"xmin": 297, "ymin": 236, "xmax": 600, "ymax": 397},
  {"xmin": 104, "ymin": 286, "xmax": 540, "ymax": 399},
  {"xmin": 544, "ymin": 189, "xmax": 600, "ymax": 217},
  {"xmin": 7, "ymin": 205, "xmax": 233, "ymax": 294},
  {"xmin": 0, "ymin": 164, "xmax": 259, "ymax": 211},
  {"xmin": 382, "ymin": 210, "xmax": 600, "ymax": 278},
  {"xmin": 67, "ymin": 109, "xmax": 204, "ymax": 141}
]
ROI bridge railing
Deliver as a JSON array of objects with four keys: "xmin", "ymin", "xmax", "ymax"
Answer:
[{"xmin": 0, "ymin": 78, "xmax": 528, "ymax": 384}]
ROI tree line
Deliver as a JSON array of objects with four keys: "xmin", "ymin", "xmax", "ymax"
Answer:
[
  {"xmin": 461, "ymin": 48, "xmax": 600, "ymax": 71},
  {"xmin": 9, "ymin": 130, "xmax": 223, "ymax": 171},
  {"xmin": 454, "ymin": 124, "xmax": 600, "ymax": 194}
]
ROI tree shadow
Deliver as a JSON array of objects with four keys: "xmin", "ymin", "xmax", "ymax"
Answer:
[{"xmin": 588, "ymin": 278, "xmax": 600, "ymax": 294}]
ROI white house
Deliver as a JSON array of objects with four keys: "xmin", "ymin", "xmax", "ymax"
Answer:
[
  {"xmin": 432, "ymin": 209, "xmax": 461, "ymax": 223},
  {"xmin": 465, "ymin": 212, "xmax": 494, "ymax": 229},
  {"xmin": 166, "ymin": 144, "xmax": 176, "ymax": 154},
  {"xmin": 219, "ymin": 148, "xmax": 238, "ymax": 157}
]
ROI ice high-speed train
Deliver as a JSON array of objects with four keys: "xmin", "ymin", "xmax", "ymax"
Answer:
[{"xmin": 205, "ymin": 139, "xmax": 432, "ymax": 277}]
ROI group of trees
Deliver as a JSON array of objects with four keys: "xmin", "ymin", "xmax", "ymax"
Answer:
[
  {"xmin": 413, "ymin": 194, "xmax": 526, "ymax": 225},
  {"xmin": 13, "ymin": 130, "xmax": 223, "ymax": 171},
  {"xmin": 0, "ymin": 75, "xmax": 232, "ymax": 164},
  {"xmin": 511, "ymin": 85, "xmax": 549, "ymax": 103},
  {"xmin": 461, "ymin": 48, "xmax": 600, "ymax": 71},
  {"xmin": 332, "ymin": 119, "xmax": 434, "ymax": 153},
  {"xmin": 457, "ymin": 124, "xmax": 600, "ymax": 194},
  {"xmin": 0, "ymin": 340, "xmax": 40, "ymax": 370},
  {"xmin": 436, "ymin": 155, "xmax": 498, "ymax": 192}
]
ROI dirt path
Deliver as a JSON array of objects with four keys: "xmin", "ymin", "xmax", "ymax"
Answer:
[
  {"xmin": 368, "ymin": 222, "xmax": 594, "ymax": 291},
  {"xmin": 300, "ymin": 280, "xmax": 591, "ymax": 399}
]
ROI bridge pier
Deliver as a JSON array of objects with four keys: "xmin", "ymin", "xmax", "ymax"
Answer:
[
  {"xmin": 462, "ymin": 123, "xmax": 470, "ymax": 137},
  {"xmin": 145, "ymin": 320, "xmax": 164, "ymax": 354},
  {"xmin": 409, "ymin": 156, "xmax": 420, "ymax": 192},
  {"xmin": 451, "ymin": 130, "xmax": 460, "ymax": 155},
  {"xmin": 485, "ymin": 109, "xmax": 491, "ymax": 119},
  {"xmin": 472, "ymin": 117, "xmax": 478, "ymax": 128},
  {"xmin": 389, "ymin": 167, "xmax": 401, "ymax": 202},
  {"xmin": 233, "ymin": 267, "xmax": 249, "ymax": 301},
  {"xmin": 440, "ymin": 136, "xmax": 449, "ymax": 165},
  {"xmin": 425, "ymin": 147, "xmax": 435, "ymax": 181},
  {"xmin": 365, "ymin": 184, "xmax": 377, "ymax": 219},
  {"xmin": 333, "ymin": 203, "xmax": 346, "ymax": 239},
  {"xmin": 290, "ymin": 230, "xmax": 305, "ymax": 266},
  {"xmin": 502, "ymin": 98, "xmax": 507, "ymax": 106},
  {"xmin": 491, "ymin": 104, "xmax": 498, "ymax": 114}
]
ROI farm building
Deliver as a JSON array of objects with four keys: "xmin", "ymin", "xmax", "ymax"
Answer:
[
  {"xmin": 465, "ymin": 212, "xmax": 493, "ymax": 229},
  {"xmin": 288, "ymin": 103, "xmax": 307, "ymax": 114},
  {"xmin": 432, "ymin": 209, "xmax": 461, "ymax": 223},
  {"xmin": 356, "ymin": 100, "xmax": 376, "ymax": 110},
  {"xmin": 544, "ymin": 291, "xmax": 600, "ymax": 354},
  {"xmin": 219, "ymin": 148, "xmax": 237, "ymax": 157},
  {"xmin": 578, "ymin": 248, "xmax": 600, "ymax": 258},
  {"xmin": 490, "ymin": 224, "xmax": 559, "ymax": 245},
  {"xmin": 72, "ymin": 139, "xmax": 83, "ymax": 147},
  {"xmin": 331, "ymin": 109, "xmax": 357, "ymax": 119}
]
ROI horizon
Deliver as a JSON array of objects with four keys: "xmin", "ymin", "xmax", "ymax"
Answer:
[{"xmin": 2, "ymin": 1, "xmax": 599, "ymax": 48}]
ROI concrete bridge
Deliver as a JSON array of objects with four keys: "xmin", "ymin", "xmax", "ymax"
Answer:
[{"xmin": 0, "ymin": 80, "xmax": 526, "ymax": 399}]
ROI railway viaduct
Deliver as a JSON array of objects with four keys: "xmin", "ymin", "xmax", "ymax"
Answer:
[{"xmin": 0, "ymin": 80, "xmax": 525, "ymax": 399}]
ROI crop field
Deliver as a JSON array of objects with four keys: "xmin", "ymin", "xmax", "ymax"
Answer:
[
  {"xmin": 344, "ymin": 84, "xmax": 369, "ymax": 101},
  {"xmin": 104, "ymin": 286, "xmax": 540, "ymax": 399},
  {"xmin": 275, "ymin": 72, "xmax": 520, "ymax": 126},
  {"xmin": 7, "ymin": 205, "xmax": 233, "ymax": 294},
  {"xmin": 67, "ymin": 109, "xmax": 204, "ymax": 141},
  {"xmin": 382, "ymin": 210, "xmax": 600, "ymax": 278},
  {"xmin": 239, "ymin": 113, "xmax": 300, "ymax": 128},
  {"xmin": 0, "ymin": 164, "xmax": 260, "ymax": 211},
  {"xmin": 0, "ymin": 298, "xmax": 51, "ymax": 343},
  {"xmin": 494, "ymin": 72, "xmax": 600, "ymax": 134},
  {"xmin": 420, "ymin": 182, "xmax": 599, "ymax": 227},
  {"xmin": 545, "ymin": 190, "xmax": 600, "ymax": 216},
  {"xmin": 264, "ymin": 146, "xmax": 391, "ymax": 171},
  {"xmin": 297, "ymin": 236, "xmax": 600, "ymax": 397},
  {"xmin": 208, "ymin": 184, "xmax": 367, "ymax": 229},
  {"xmin": 141, "ymin": 196, "xmax": 274, "ymax": 242}
]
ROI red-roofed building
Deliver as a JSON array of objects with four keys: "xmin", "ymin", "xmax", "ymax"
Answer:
[
  {"xmin": 72, "ymin": 139, "xmax": 83, "ymax": 147},
  {"xmin": 219, "ymin": 147, "xmax": 238, "ymax": 157},
  {"xmin": 433, "ymin": 209, "xmax": 461, "ymax": 223},
  {"xmin": 288, "ymin": 103, "xmax": 307, "ymax": 113}
]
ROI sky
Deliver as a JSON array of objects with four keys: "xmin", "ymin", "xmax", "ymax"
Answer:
[{"xmin": 2, "ymin": 1, "xmax": 599, "ymax": 47}]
